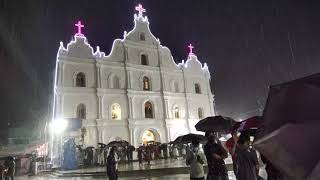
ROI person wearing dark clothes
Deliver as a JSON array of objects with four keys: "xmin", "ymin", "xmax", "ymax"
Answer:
[
  {"xmin": 137, "ymin": 147, "xmax": 143, "ymax": 166},
  {"xmin": 204, "ymin": 131, "xmax": 229, "ymax": 180},
  {"xmin": 107, "ymin": 147, "xmax": 118, "ymax": 180},
  {"xmin": 261, "ymin": 154, "xmax": 285, "ymax": 180},
  {"xmin": 235, "ymin": 132, "xmax": 259, "ymax": 180},
  {"xmin": 4, "ymin": 156, "xmax": 15, "ymax": 180}
]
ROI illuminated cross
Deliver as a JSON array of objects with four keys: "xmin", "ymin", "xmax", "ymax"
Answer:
[
  {"xmin": 75, "ymin": 21, "xmax": 84, "ymax": 36},
  {"xmin": 135, "ymin": 4, "xmax": 146, "ymax": 17},
  {"xmin": 188, "ymin": 43, "xmax": 194, "ymax": 55}
]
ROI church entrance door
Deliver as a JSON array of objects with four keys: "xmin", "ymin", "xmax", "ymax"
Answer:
[{"xmin": 141, "ymin": 129, "xmax": 160, "ymax": 145}]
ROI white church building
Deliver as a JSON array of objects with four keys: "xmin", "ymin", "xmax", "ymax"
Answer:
[{"xmin": 53, "ymin": 4, "xmax": 215, "ymax": 148}]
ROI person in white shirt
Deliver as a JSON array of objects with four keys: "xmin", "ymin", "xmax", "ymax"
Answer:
[{"xmin": 186, "ymin": 140, "xmax": 207, "ymax": 180}]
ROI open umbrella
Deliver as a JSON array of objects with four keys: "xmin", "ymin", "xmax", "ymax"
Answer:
[
  {"xmin": 107, "ymin": 140, "xmax": 129, "ymax": 148},
  {"xmin": 195, "ymin": 115, "xmax": 236, "ymax": 132},
  {"xmin": 173, "ymin": 133, "xmax": 206, "ymax": 144},
  {"xmin": 253, "ymin": 73, "xmax": 320, "ymax": 180},
  {"xmin": 230, "ymin": 116, "xmax": 262, "ymax": 133}
]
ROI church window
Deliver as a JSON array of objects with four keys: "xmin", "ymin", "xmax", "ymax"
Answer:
[
  {"xmin": 113, "ymin": 75, "xmax": 120, "ymax": 89},
  {"xmin": 77, "ymin": 104, "xmax": 86, "ymax": 119},
  {"xmin": 111, "ymin": 104, "xmax": 121, "ymax": 120},
  {"xmin": 76, "ymin": 72, "xmax": 86, "ymax": 87},
  {"xmin": 140, "ymin": 32, "xmax": 145, "ymax": 41},
  {"xmin": 145, "ymin": 101, "xmax": 154, "ymax": 118},
  {"xmin": 198, "ymin": 107, "xmax": 204, "ymax": 119},
  {"xmin": 174, "ymin": 107, "xmax": 180, "ymax": 119},
  {"xmin": 141, "ymin": 54, "xmax": 148, "ymax": 65},
  {"xmin": 143, "ymin": 76, "xmax": 150, "ymax": 90},
  {"xmin": 195, "ymin": 83, "xmax": 201, "ymax": 94}
]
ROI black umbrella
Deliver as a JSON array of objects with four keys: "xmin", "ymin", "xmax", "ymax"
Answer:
[
  {"xmin": 107, "ymin": 140, "xmax": 129, "ymax": 148},
  {"xmin": 195, "ymin": 115, "xmax": 236, "ymax": 132},
  {"xmin": 254, "ymin": 73, "xmax": 320, "ymax": 180},
  {"xmin": 174, "ymin": 133, "xmax": 206, "ymax": 144}
]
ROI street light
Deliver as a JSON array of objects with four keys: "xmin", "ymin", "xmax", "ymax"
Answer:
[{"xmin": 50, "ymin": 118, "xmax": 68, "ymax": 134}]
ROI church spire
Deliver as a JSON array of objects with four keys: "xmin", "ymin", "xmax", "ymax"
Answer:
[
  {"xmin": 74, "ymin": 20, "xmax": 85, "ymax": 37},
  {"xmin": 134, "ymin": 3, "xmax": 148, "ymax": 22},
  {"xmin": 188, "ymin": 43, "xmax": 195, "ymax": 56},
  {"xmin": 135, "ymin": 4, "xmax": 146, "ymax": 18}
]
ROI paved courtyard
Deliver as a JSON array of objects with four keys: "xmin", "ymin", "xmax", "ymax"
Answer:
[
  {"xmin": 15, "ymin": 157, "xmax": 266, "ymax": 179},
  {"xmin": 16, "ymin": 172, "xmax": 237, "ymax": 180}
]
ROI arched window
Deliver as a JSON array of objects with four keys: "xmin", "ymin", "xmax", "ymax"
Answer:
[
  {"xmin": 141, "ymin": 54, "xmax": 148, "ymax": 65},
  {"xmin": 111, "ymin": 104, "xmax": 121, "ymax": 120},
  {"xmin": 144, "ymin": 101, "xmax": 154, "ymax": 118},
  {"xmin": 195, "ymin": 83, "xmax": 201, "ymax": 94},
  {"xmin": 113, "ymin": 76, "xmax": 120, "ymax": 89},
  {"xmin": 76, "ymin": 72, "xmax": 86, "ymax": 87},
  {"xmin": 174, "ymin": 107, "xmax": 180, "ymax": 119},
  {"xmin": 77, "ymin": 104, "xmax": 86, "ymax": 119},
  {"xmin": 198, "ymin": 108, "xmax": 204, "ymax": 119},
  {"xmin": 140, "ymin": 32, "xmax": 145, "ymax": 41},
  {"xmin": 143, "ymin": 76, "xmax": 150, "ymax": 90}
]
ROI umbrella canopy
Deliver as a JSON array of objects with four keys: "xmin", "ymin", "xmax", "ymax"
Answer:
[
  {"xmin": 254, "ymin": 73, "xmax": 320, "ymax": 180},
  {"xmin": 195, "ymin": 115, "xmax": 236, "ymax": 132},
  {"xmin": 173, "ymin": 133, "xmax": 206, "ymax": 144},
  {"xmin": 230, "ymin": 116, "xmax": 262, "ymax": 133},
  {"xmin": 254, "ymin": 121, "xmax": 320, "ymax": 180},
  {"xmin": 107, "ymin": 140, "xmax": 129, "ymax": 148},
  {"xmin": 256, "ymin": 73, "xmax": 320, "ymax": 139}
]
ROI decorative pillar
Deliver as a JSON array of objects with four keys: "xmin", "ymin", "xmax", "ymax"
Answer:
[
  {"xmin": 97, "ymin": 66, "xmax": 101, "ymax": 88},
  {"xmin": 98, "ymin": 95, "xmax": 102, "ymax": 119},
  {"xmin": 129, "ymin": 97, "xmax": 133, "ymax": 118},
  {"xmin": 128, "ymin": 71, "xmax": 132, "ymax": 89},
  {"xmin": 129, "ymin": 128, "xmax": 134, "ymax": 145},
  {"xmin": 164, "ymin": 99, "xmax": 169, "ymax": 119}
]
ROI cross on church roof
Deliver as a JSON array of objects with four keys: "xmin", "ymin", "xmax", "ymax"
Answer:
[
  {"xmin": 75, "ymin": 21, "xmax": 84, "ymax": 36},
  {"xmin": 188, "ymin": 43, "xmax": 195, "ymax": 55},
  {"xmin": 135, "ymin": 4, "xmax": 146, "ymax": 17}
]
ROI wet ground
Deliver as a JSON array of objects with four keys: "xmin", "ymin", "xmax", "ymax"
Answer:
[
  {"xmin": 16, "ymin": 172, "xmax": 237, "ymax": 180},
  {"xmin": 15, "ymin": 158, "xmax": 266, "ymax": 179}
]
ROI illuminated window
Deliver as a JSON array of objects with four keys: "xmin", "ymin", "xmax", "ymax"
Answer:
[
  {"xmin": 111, "ymin": 104, "xmax": 121, "ymax": 120},
  {"xmin": 141, "ymin": 54, "xmax": 148, "ymax": 65},
  {"xmin": 145, "ymin": 101, "xmax": 154, "ymax": 118},
  {"xmin": 142, "ymin": 130, "xmax": 155, "ymax": 144},
  {"xmin": 195, "ymin": 83, "xmax": 201, "ymax": 94},
  {"xmin": 76, "ymin": 72, "xmax": 86, "ymax": 87},
  {"xmin": 77, "ymin": 104, "xmax": 86, "ymax": 119},
  {"xmin": 174, "ymin": 107, "xmax": 180, "ymax": 119},
  {"xmin": 198, "ymin": 108, "xmax": 204, "ymax": 119},
  {"xmin": 140, "ymin": 32, "xmax": 145, "ymax": 41},
  {"xmin": 143, "ymin": 76, "xmax": 150, "ymax": 90}
]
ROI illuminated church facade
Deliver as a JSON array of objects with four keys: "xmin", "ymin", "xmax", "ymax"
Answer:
[{"xmin": 53, "ymin": 4, "xmax": 215, "ymax": 147}]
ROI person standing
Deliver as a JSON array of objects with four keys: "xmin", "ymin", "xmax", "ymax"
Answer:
[
  {"xmin": 204, "ymin": 131, "xmax": 229, "ymax": 180},
  {"xmin": 234, "ymin": 132, "xmax": 259, "ymax": 180},
  {"xmin": 186, "ymin": 140, "xmax": 207, "ymax": 180},
  {"xmin": 137, "ymin": 147, "xmax": 143, "ymax": 166},
  {"xmin": 107, "ymin": 147, "xmax": 118, "ymax": 180},
  {"xmin": 144, "ymin": 146, "xmax": 152, "ymax": 165},
  {"xmin": 4, "ymin": 156, "xmax": 15, "ymax": 180},
  {"xmin": 226, "ymin": 131, "xmax": 239, "ymax": 178}
]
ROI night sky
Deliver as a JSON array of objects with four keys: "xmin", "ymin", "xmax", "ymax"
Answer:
[{"xmin": 1, "ymin": 0, "xmax": 320, "ymax": 130}]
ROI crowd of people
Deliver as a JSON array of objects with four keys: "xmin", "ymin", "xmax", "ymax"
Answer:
[{"xmin": 184, "ymin": 131, "xmax": 285, "ymax": 180}]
